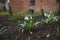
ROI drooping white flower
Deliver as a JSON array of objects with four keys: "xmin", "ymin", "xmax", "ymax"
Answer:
[
  {"xmin": 50, "ymin": 11, "xmax": 52, "ymax": 14},
  {"xmin": 44, "ymin": 13, "xmax": 47, "ymax": 17},
  {"xmin": 28, "ymin": 15, "xmax": 32, "ymax": 19},
  {"xmin": 24, "ymin": 16, "xmax": 29, "ymax": 20},
  {"xmin": 44, "ymin": 13, "xmax": 50, "ymax": 18},
  {"xmin": 47, "ymin": 14, "xmax": 50, "ymax": 18},
  {"xmin": 30, "ymin": 16, "xmax": 32, "ymax": 19}
]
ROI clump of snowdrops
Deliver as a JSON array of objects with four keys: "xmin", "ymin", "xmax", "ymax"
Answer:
[
  {"xmin": 19, "ymin": 15, "xmax": 40, "ymax": 34},
  {"xmin": 41, "ymin": 12, "xmax": 59, "ymax": 25}
]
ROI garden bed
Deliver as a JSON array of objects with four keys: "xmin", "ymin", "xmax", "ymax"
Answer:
[{"xmin": 0, "ymin": 15, "xmax": 60, "ymax": 40}]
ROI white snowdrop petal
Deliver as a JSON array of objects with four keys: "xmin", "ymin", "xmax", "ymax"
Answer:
[
  {"xmin": 24, "ymin": 16, "xmax": 29, "ymax": 20},
  {"xmin": 30, "ymin": 16, "xmax": 32, "ymax": 19},
  {"xmin": 44, "ymin": 13, "xmax": 47, "ymax": 17}
]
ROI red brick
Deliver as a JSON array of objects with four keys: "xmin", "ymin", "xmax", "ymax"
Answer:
[{"xmin": 10, "ymin": 0, "xmax": 57, "ymax": 12}]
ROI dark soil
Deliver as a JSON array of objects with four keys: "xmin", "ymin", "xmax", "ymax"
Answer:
[{"xmin": 0, "ymin": 15, "xmax": 60, "ymax": 40}]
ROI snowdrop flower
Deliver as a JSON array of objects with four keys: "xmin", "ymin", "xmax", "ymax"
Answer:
[
  {"xmin": 44, "ymin": 13, "xmax": 50, "ymax": 18},
  {"xmin": 24, "ymin": 16, "xmax": 29, "ymax": 20},
  {"xmin": 28, "ymin": 15, "xmax": 32, "ymax": 19},
  {"xmin": 47, "ymin": 14, "xmax": 50, "ymax": 18},
  {"xmin": 30, "ymin": 16, "xmax": 32, "ymax": 19},
  {"xmin": 44, "ymin": 13, "xmax": 47, "ymax": 17},
  {"xmin": 50, "ymin": 11, "xmax": 52, "ymax": 14}
]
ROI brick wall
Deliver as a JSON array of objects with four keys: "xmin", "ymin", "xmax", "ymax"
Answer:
[
  {"xmin": 10, "ymin": 0, "xmax": 57, "ymax": 12},
  {"xmin": 10, "ymin": 0, "xmax": 23, "ymax": 12}
]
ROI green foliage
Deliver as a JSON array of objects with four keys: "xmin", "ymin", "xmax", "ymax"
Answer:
[
  {"xmin": 19, "ymin": 15, "xmax": 40, "ymax": 32},
  {"xmin": 0, "ymin": 27, "xmax": 7, "ymax": 35},
  {"xmin": 12, "ymin": 13, "xmax": 20, "ymax": 22},
  {"xmin": 58, "ymin": 16, "xmax": 60, "ymax": 21},
  {"xmin": 41, "ymin": 13, "xmax": 59, "ymax": 25}
]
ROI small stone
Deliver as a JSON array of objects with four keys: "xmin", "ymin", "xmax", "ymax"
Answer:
[
  {"xmin": 46, "ymin": 34, "xmax": 50, "ymax": 37},
  {"xmin": 28, "ymin": 37, "xmax": 31, "ymax": 40},
  {"xmin": 22, "ymin": 29, "xmax": 24, "ymax": 32}
]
